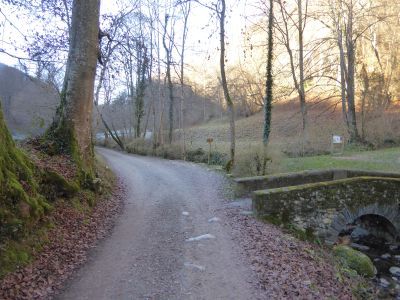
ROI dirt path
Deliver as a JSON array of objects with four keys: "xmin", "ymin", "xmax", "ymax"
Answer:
[{"xmin": 58, "ymin": 148, "xmax": 261, "ymax": 300}]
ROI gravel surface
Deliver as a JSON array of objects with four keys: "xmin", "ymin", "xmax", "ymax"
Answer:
[
  {"xmin": 56, "ymin": 148, "xmax": 355, "ymax": 299},
  {"xmin": 58, "ymin": 148, "xmax": 263, "ymax": 300}
]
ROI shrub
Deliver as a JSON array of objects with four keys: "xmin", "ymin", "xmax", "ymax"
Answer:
[
  {"xmin": 154, "ymin": 144, "xmax": 182, "ymax": 160},
  {"xmin": 186, "ymin": 148, "xmax": 206, "ymax": 162},
  {"xmin": 185, "ymin": 147, "xmax": 227, "ymax": 165},
  {"xmin": 233, "ymin": 144, "xmax": 283, "ymax": 177},
  {"xmin": 126, "ymin": 138, "xmax": 151, "ymax": 156}
]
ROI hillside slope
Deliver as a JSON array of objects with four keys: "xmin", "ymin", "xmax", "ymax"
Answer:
[
  {"xmin": 186, "ymin": 100, "xmax": 400, "ymax": 156},
  {"xmin": 0, "ymin": 63, "xmax": 59, "ymax": 137}
]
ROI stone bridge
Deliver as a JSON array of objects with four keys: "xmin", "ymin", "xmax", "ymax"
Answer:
[{"xmin": 235, "ymin": 170, "xmax": 400, "ymax": 244}]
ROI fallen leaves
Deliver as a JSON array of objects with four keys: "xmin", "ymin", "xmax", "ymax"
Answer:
[
  {"xmin": 223, "ymin": 206, "xmax": 355, "ymax": 299},
  {"xmin": 0, "ymin": 181, "xmax": 125, "ymax": 300}
]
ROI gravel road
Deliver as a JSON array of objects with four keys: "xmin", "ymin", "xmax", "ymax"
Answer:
[{"xmin": 58, "ymin": 148, "xmax": 262, "ymax": 300}]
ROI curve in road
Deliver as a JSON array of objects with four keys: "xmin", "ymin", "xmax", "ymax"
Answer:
[{"xmin": 58, "ymin": 147, "xmax": 261, "ymax": 300}]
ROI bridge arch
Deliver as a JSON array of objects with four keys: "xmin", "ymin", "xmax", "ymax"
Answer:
[
  {"xmin": 251, "ymin": 177, "xmax": 400, "ymax": 244},
  {"xmin": 326, "ymin": 204, "xmax": 400, "ymax": 244}
]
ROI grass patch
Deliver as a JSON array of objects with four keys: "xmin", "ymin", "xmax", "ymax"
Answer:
[{"xmin": 280, "ymin": 147, "xmax": 400, "ymax": 174}]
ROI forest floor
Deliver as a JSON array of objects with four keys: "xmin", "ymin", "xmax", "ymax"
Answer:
[
  {"xmin": 56, "ymin": 148, "xmax": 359, "ymax": 299},
  {"xmin": 0, "ymin": 149, "xmax": 124, "ymax": 300}
]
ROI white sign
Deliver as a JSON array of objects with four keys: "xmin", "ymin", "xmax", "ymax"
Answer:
[{"xmin": 332, "ymin": 135, "xmax": 342, "ymax": 144}]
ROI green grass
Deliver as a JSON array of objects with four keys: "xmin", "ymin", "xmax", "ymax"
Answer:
[{"xmin": 280, "ymin": 147, "xmax": 400, "ymax": 174}]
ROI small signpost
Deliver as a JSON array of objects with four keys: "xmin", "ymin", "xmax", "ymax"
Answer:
[
  {"xmin": 207, "ymin": 137, "xmax": 214, "ymax": 164},
  {"xmin": 331, "ymin": 134, "xmax": 344, "ymax": 155}
]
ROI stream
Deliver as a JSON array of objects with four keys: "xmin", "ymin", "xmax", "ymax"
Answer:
[{"xmin": 347, "ymin": 215, "xmax": 400, "ymax": 299}]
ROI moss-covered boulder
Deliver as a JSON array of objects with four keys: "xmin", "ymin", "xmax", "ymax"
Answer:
[
  {"xmin": 334, "ymin": 245, "xmax": 376, "ymax": 278},
  {"xmin": 0, "ymin": 102, "xmax": 50, "ymax": 239}
]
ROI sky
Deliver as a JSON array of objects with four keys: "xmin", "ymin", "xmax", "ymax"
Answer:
[{"xmin": 0, "ymin": 0, "xmax": 260, "ymax": 72}]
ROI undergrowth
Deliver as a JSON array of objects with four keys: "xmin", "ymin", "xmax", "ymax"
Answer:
[{"xmin": 0, "ymin": 151, "xmax": 114, "ymax": 279}]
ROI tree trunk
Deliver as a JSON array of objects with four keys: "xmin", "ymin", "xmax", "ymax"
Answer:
[
  {"xmin": 220, "ymin": 0, "xmax": 235, "ymax": 168},
  {"xmin": 360, "ymin": 65, "xmax": 369, "ymax": 141},
  {"xmin": 277, "ymin": 0, "xmax": 308, "ymax": 150},
  {"xmin": 135, "ymin": 42, "xmax": 147, "ymax": 139},
  {"xmin": 298, "ymin": 0, "xmax": 308, "ymax": 150},
  {"xmin": 47, "ymin": 0, "xmax": 100, "ymax": 173},
  {"xmin": 163, "ymin": 15, "xmax": 174, "ymax": 144},
  {"xmin": 335, "ymin": 1, "xmax": 360, "ymax": 143},
  {"xmin": 263, "ymin": 0, "xmax": 274, "ymax": 145},
  {"xmin": 338, "ymin": 29, "xmax": 349, "ymax": 128},
  {"xmin": 179, "ymin": 2, "xmax": 190, "ymax": 160},
  {"xmin": 346, "ymin": 39, "xmax": 360, "ymax": 142}
]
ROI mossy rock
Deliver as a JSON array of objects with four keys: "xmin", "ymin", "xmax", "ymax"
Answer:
[
  {"xmin": 0, "ymin": 101, "xmax": 53, "ymax": 245},
  {"xmin": 40, "ymin": 170, "xmax": 79, "ymax": 199},
  {"xmin": 334, "ymin": 245, "xmax": 376, "ymax": 278}
]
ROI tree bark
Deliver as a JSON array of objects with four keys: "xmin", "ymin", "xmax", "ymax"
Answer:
[
  {"xmin": 345, "ymin": 5, "xmax": 360, "ymax": 142},
  {"xmin": 297, "ymin": 0, "xmax": 308, "ymax": 149},
  {"xmin": 337, "ymin": 28, "xmax": 349, "ymax": 128},
  {"xmin": 263, "ymin": 0, "xmax": 274, "ymax": 145},
  {"xmin": 219, "ymin": 0, "xmax": 235, "ymax": 168},
  {"xmin": 47, "ymin": 0, "xmax": 100, "ymax": 172},
  {"xmin": 135, "ymin": 41, "xmax": 148, "ymax": 138},
  {"xmin": 163, "ymin": 14, "xmax": 174, "ymax": 144},
  {"xmin": 179, "ymin": 1, "xmax": 191, "ymax": 160}
]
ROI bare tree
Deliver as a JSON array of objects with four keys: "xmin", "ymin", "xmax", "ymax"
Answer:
[
  {"xmin": 322, "ymin": 0, "xmax": 382, "ymax": 143},
  {"xmin": 177, "ymin": 0, "xmax": 191, "ymax": 159},
  {"xmin": 162, "ymin": 12, "xmax": 175, "ymax": 144},
  {"xmin": 219, "ymin": 0, "xmax": 235, "ymax": 169},
  {"xmin": 134, "ymin": 38, "xmax": 149, "ymax": 138},
  {"xmin": 191, "ymin": 0, "xmax": 235, "ymax": 168},
  {"xmin": 275, "ymin": 0, "xmax": 309, "ymax": 147}
]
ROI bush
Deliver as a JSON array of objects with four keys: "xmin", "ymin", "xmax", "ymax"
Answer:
[
  {"xmin": 185, "ymin": 147, "xmax": 227, "ymax": 165},
  {"xmin": 126, "ymin": 138, "xmax": 151, "ymax": 156},
  {"xmin": 154, "ymin": 144, "xmax": 182, "ymax": 160},
  {"xmin": 186, "ymin": 148, "xmax": 206, "ymax": 162},
  {"xmin": 233, "ymin": 144, "xmax": 283, "ymax": 177}
]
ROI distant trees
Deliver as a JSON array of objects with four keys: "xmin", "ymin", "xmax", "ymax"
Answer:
[
  {"xmin": 240, "ymin": 0, "xmax": 396, "ymax": 146},
  {"xmin": 163, "ymin": 12, "xmax": 175, "ymax": 144},
  {"xmin": 320, "ymin": 0, "xmax": 383, "ymax": 143},
  {"xmin": 324, "ymin": 0, "xmax": 361, "ymax": 142},
  {"xmin": 2, "ymin": 0, "xmax": 400, "ymax": 154},
  {"xmin": 357, "ymin": 0, "xmax": 400, "ymax": 141}
]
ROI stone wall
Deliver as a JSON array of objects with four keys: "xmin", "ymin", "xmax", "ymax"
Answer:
[
  {"xmin": 252, "ymin": 177, "xmax": 400, "ymax": 244},
  {"xmin": 235, "ymin": 169, "xmax": 400, "ymax": 197}
]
